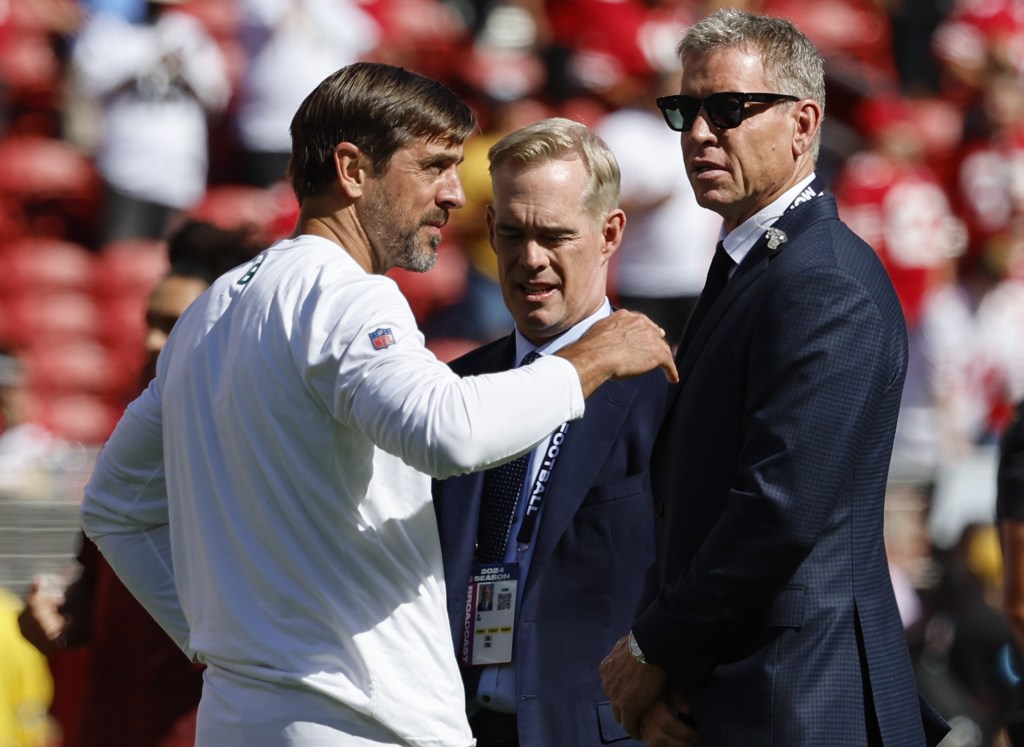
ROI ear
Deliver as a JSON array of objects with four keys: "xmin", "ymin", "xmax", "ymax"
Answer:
[
  {"xmin": 334, "ymin": 142, "xmax": 366, "ymax": 199},
  {"xmin": 792, "ymin": 99, "xmax": 823, "ymax": 158},
  {"xmin": 600, "ymin": 208, "xmax": 626, "ymax": 261},
  {"xmin": 485, "ymin": 204, "xmax": 497, "ymax": 252}
]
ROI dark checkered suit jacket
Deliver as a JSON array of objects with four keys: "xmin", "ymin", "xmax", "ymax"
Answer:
[{"xmin": 633, "ymin": 194, "xmax": 949, "ymax": 745}]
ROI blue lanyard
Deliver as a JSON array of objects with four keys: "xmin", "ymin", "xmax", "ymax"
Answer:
[{"xmin": 514, "ymin": 421, "xmax": 570, "ymax": 562}]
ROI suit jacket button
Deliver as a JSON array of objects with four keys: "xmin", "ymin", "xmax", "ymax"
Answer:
[{"xmin": 654, "ymin": 501, "xmax": 665, "ymax": 517}]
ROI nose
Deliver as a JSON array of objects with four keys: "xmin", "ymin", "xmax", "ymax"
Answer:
[
  {"xmin": 438, "ymin": 169, "xmax": 466, "ymax": 210},
  {"xmin": 518, "ymin": 239, "xmax": 548, "ymax": 271},
  {"xmin": 688, "ymin": 109, "xmax": 715, "ymax": 142}
]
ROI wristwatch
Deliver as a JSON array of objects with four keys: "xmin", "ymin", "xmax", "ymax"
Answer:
[{"xmin": 628, "ymin": 631, "xmax": 648, "ymax": 664}]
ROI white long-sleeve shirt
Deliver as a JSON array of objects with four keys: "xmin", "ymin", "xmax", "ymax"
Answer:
[{"xmin": 80, "ymin": 235, "xmax": 584, "ymax": 746}]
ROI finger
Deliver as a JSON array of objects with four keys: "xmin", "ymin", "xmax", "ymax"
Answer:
[
  {"xmin": 661, "ymin": 356, "xmax": 680, "ymax": 384},
  {"xmin": 640, "ymin": 703, "xmax": 697, "ymax": 747},
  {"xmin": 23, "ymin": 577, "xmax": 42, "ymax": 601},
  {"xmin": 620, "ymin": 705, "xmax": 642, "ymax": 740},
  {"xmin": 669, "ymin": 702, "xmax": 697, "ymax": 730}
]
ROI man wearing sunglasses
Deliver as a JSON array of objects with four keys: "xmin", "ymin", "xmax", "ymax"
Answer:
[{"xmin": 600, "ymin": 8, "xmax": 950, "ymax": 746}]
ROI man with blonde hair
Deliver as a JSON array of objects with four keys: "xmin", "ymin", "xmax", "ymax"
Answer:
[{"xmin": 435, "ymin": 117, "xmax": 671, "ymax": 747}]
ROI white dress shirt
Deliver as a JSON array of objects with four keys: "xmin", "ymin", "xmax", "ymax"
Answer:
[{"xmin": 720, "ymin": 173, "xmax": 818, "ymax": 269}]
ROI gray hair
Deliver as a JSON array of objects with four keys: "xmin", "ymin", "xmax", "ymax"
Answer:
[
  {"xmin": 678, "ymin": 8, "xmax": 825, "ymax": 159},
  {"xmin": 488, "ymin": 117, "xmax": 621, "ymax": 220}
]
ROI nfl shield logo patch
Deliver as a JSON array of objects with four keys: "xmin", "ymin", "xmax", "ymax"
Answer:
[{"xmin": 368, "ymin": 328, "xmax": 396, "ymax": 350}]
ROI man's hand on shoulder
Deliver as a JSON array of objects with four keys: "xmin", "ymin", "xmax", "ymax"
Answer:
[{"xmin": 557, "ymin": 310, "xmax": 678, "ymax": 397}]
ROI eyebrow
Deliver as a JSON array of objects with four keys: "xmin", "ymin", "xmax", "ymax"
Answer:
[
  {"xmin": 420, "ymin": 147, "xmax": 464, "ymax": 168},
  {"xmin": 495, "ymin": 219, "xmax": 576, "ymax": 237}
]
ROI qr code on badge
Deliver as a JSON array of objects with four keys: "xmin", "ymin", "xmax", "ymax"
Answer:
[{"xmin": 497, "ymin": 590, "xmax": 512, "ymax": 611}]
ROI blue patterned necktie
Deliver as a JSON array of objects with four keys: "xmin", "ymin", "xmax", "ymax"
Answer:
[
  {"xmin": 474, "ymin": 350, "xmax": 541, "ymax": 564},
  {"xmin": 465, "ymin": 350, "xmax": 541, "ymax": 700}
]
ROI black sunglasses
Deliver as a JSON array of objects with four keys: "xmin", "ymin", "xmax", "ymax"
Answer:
[{"xmin": 656, "ymin": 92, "xmax": 800, "ymax": 132}]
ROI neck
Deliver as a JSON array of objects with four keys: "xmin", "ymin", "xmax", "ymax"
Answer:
[{"xmin": 291, "ymin": 195, "xmax": 380, "ymax": 273}]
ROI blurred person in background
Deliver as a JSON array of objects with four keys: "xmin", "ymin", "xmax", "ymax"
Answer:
[
  {"xmin": 69, "ymin": 0, "xmax": 230, "ymax": 245},
  {"xmin": 833, "ymin": 93, "xmax": 971, "ymax": 490},
  {"xmin": 998, "ymin": 400, "xmax": 1024, "ymax": 745},
  {"xmin": 0, "ymin": 349, "xmax": 71, "ymax": 497},
  {"xmin": 233, "ymin": 0, "xmax": 381, "ymax": 189},
  {"xmin": 17, "ymin": 220, "xmax": 262, "ymax": 747},
  {"xmin": 950, "ymin": 68, "xmax": 1024, "ymax": 439},
  {"xmin": 931, "ymin": 0, "xmax": 1024, "ymax": 107},
  {"xmin": 913, "ymin": 521, "xmax": 1018, "ymax": 747},
  {"xmin": 597, "ymin": 69, "xmax": 722, "ymax": 345},
  {"xmin": 0, "ymin": 575, "xmax": 56, "ymax": 747}
]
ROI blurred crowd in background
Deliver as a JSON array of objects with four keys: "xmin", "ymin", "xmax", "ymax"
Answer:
[{"xmin": 1, "ymin": 0, "xmax": 1024, "ymax": 745}]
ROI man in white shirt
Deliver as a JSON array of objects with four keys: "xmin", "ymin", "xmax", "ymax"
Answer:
[{"xmin": 80, "ymin": 62, "xmax": 676, "ymax": 747}]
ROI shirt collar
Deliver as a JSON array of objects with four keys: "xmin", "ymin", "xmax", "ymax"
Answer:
[
  {"xmin": 514, "ymin": 298, "xmax": 613, "ymax": 365},
  {"xmin": 720, "ymin": 173, "xmax": 817, "ymax": 267}
]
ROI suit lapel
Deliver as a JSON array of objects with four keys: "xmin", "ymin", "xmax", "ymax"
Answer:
[
  {"xmin": 670, "ymin": 196, "xmax": 836, "ymax": 399},
  {"xmin": 523, "ymin": 379, "xmax": 639, "ymax": 600},
  {"xmin": 441, "ymin": 332, "xmax": 642, "ymax": 603}
]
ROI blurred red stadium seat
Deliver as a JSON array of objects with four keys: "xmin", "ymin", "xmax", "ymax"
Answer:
[
  {"xmin": 0, "ymin": 5, "xmax": 68, "ymax": 137},
  {"xmin": 0, "ymin": 291, "xmax": 103, "ymax": 349},
  {"xmin": 33, "ymin": 392, "xmax": 122, "ymax": 445},
  {"xmin": 0, "ymin": 195, "xmax": 27, "ymax": 243},
  {"xmin": 93, "ymin": 293, "xmax": 148, "ymax": 354},
  {"xmin": 0, "ymin": 136, "xmax": 102, "ymax": 242},
  {"xmin": 0, "ymin": 34, "xmax": 61, "ymax": 105},
  {"xmin": 189, "ymin": 183, "xmax": 299, "ymax": 245},
  {"xmin": 426, "ymin": 337, "xmax": 479, "ymax": 363},
  {"xmin": 21, "ymin": 339, "xmax": 121, "ymax": 397},
  {"xmin": 0, "ymin": 237, "xmax": 95, "ymax": 297},
  {"xmin": 92, "ymin": 238, "xmax": 169, "ymax": 300}
]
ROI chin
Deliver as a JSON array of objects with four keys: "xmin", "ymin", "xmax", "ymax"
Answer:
[{"xmin": 521, "ymin": 315, "xmax": 560, "ymax": 340}]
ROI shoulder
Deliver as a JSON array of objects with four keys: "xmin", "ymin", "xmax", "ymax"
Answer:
[
  {"xmin": 757, "ymin": 209, "xmax": 903, "ymax": 335},
  {"xmin": 446, "ymin": 337, "xmax": 512, "ymax": 376},
  {"xmin": 264, "ymin": 238, "xmax": 403, "ymax": 301},
  {"xmin": 590, "ymin": 367, "xmax": 671, "ymax": 419},
  {"xmin": 771, "ymin": 198, "xmax": 891, "ymax": 289}
]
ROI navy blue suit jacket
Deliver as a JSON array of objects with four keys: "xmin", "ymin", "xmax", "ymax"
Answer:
[
  {"xmin": 433, "ymin": 333, "xmax": 668, "ymax": 746},
  {"xmin": 633, "ymin": 195, "xmax": 949, "ymax": 746}
]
